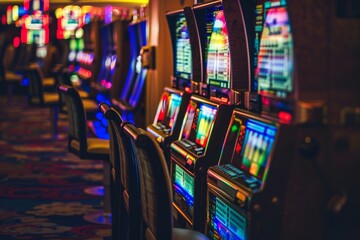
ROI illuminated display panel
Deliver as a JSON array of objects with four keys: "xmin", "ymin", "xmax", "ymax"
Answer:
[
  {"xmin": 181, "ymin": 100, "xmax": 217, "ymax": 148},
  {"xmin": 174, "ymin": 15, "xmax": 192, "ymax": 80},
  {"xmin": 155, "ymin": 92, "xmax": 182, "ymax": 133},
  {"xmin": 229, "ymin": 117, "xmax": 277, "ymax": 181},
  {"xmin": 173, "ymin": 163, "xmax": 194, "ymax": 217},
  {"xmin": 206, "ymin": 9, "xmax": 231, "ymax": 89},
  {"xmin": 208, "ymin": 192, "xmax": 247, "ymax": 240},
  {"xmin": 254, "ymin": 0, "xmax": 293, "ymax": 98}
]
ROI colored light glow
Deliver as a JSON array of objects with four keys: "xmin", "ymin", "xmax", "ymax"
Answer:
[
  {"xmin": 256, "ymin": 7, "xmax": 293, "ymax": 98},
  {"xmin": 55, "ymin": 8, "xmax": 63, "ymax": 19},
  {"xmin": 195, "ymin": 104, "xmax": 217, "ymax": 148},
  {"xmin": 206, "ymin": 9, "xmax": 230, "ymax": 89},
  {"xmin": 208, "ymin": 193, "xmax": 247, "ymax": 240},
  {"xmin": 278, "ymin": 111, "xmax": 292, "ymax": 123},
  {"xmin": 175, "ymin": 15, "xmax": 192, "ymax": 80},
  {"xmin": 13, "ymin": 37, "xmax": 20, "ymax": 48},
  {"xmin": 155, "ymin": 92, "xmax": 182, "ymax": 133},
  {"xmin": 7, "ymin": 6, "xmax": 12, "ymax": 24},
  {"xmin": 2, "ymin": 15, "xmax": 6, "ymax": 25},
  {"xmin": 235, "ymin": 119, "xmax": 277, "ymax": 180},
  {"xmin": 174, "ymin": 164, "xmax": 194, "ymax": 200},
  {"xmin": 75, "ymin": 28, "xmax": 84, "ymax": 39},
  {"xmin": 12, "ymin": 5, "xmax": 19, "ymax": 22}
]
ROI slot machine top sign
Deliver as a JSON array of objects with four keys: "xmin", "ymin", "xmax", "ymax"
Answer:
[{"xmin": 255, "ymin": 1, "xmax": 294, "ymax": 99}]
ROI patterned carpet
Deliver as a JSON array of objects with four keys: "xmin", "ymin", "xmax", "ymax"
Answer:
[{"xmin": 0, "ymin": 94, "xmax": 111, "ymax": 239}]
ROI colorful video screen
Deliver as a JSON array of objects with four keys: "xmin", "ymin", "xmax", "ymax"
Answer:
[
  {"xmin": 173, "ymin": 163, "xmax": 194, "ymax": 214},
  {"xmin": 174, "ymin": 15, "xmax": 192, "ymax": 80},
  {"xmin": 229, "ymin": 117, "xmax": 277, "ymax": 181},
  {"xmin": 254, "ymin": 1, "xmax": 293, "ymax": 98},
  {"xmin": 155, "ymin": 91, "xmax": 182, "ymax": 133},
  {"xmin": 181, "ymin": 100, "xmax": 217, "ymax": 148},
  {"xmin": 208, "ymin": 192, "xmax": 247, "ymax": 240},
  {"xmin": 206, "ymin": 9, "xmax": 231, "ymax": 89}
]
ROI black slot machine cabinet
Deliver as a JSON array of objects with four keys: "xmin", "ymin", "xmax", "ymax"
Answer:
[
  {"xmin": 194, "ymin": 0, "xmax": 251, "ymax": 107},
  {"xmin": 89, "ymin": 18, "xmax": 130, "ymax": 139},
  {"xmin": 111, "ymin": 18, "xmax": 147, "ymax": 128},
  {"xmin": 146, "ymin": 9, "xmax": 195, "ymax": 163},
  {"xmin": 206, "ymin": 109, "xmax": 296, "ymax": 239},
  {"xmin": 170, "ymin": 0, "xmax": 253, "ymax": 232},
  {"xmin": 170, "ymin": 94, "xmax": 233, "ymax": 232}
]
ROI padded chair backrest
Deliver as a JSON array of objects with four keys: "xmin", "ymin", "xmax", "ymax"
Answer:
[
  {"xmin": 57, "ymin": 84, "xmax": 88, "ymax": 157},
  {"xmin": 124, "ymin": 126, "xmax": 173, "ymax": 239},
  {"xmin": 102, "ymin": 103, "xmax": 142, "ymax": 239},
  {"xmin": 26, "ymin": 65, "xmax": 45, "ymax": 105}
]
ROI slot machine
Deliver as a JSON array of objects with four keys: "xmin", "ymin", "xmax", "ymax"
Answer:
[
  {"xmin": 89, "ymin": 17, "xmax": 130, "ymax": 139},
  {"xmin": 206, "ymin": 109, "xmax": 296, "ymax": 239},
  {"xmin": 206, "ymin": 0, "xmax": 360, "ymax": 239},
  {"xmin": 170, "ymin": 1, "xmax": 243, "ymax": 232},
  {"xmin": 146, "ymin": 9, "xmax": 194, "ymax": 162},
  {"xmin": 112, "ymin": 18, "xmax": 148, "ymax": 128}
]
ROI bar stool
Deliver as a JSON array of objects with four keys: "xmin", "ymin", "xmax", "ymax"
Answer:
[
  {"xmin": 57, "ymin": 84, "xmax": 111, "ymax": 225},
  {"xmin": 123, "ymin": 124, "xmax": 209, "ymax": 240}
]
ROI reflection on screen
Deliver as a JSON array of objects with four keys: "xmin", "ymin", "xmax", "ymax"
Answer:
[
  {"xmin": 173, "ymin": 164, "xmax": 194, "ymax": 203},
  {"xmin": 256, "ymin": 7, "xmax": 293, "ymax": 98},
  {"xmin": 206, "ymin": 10, "xmax": 230, "ymax": 88},
  {"xmin": 182, "ymin": 101, "xmax": 197, "ymax": 139},
  {"xmin": 208, "ymin": 192, "xmax": 247, "ymax": 240},
  {"xmin": 195, "ymin": 104, "xmax": 217, "ymax": 148},
  {"xmin": 155, "ymin": 92, "xmax": 182, "ymax": 132},
  {"xmin": 232, "ymin": 119, "xmax": 276, "ymax": 180},
  {"xmin": 175, "ymin": 15, "xmax": 192, "ymax": 80}
]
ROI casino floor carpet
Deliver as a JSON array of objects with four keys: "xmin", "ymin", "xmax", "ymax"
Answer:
[{"xmin": 0, "ymin": 95, "xmax": 111, "ymax": 239}]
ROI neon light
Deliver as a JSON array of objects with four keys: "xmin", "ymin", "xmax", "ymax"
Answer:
[
  {"xmin": 278, "ymin": 111, "xmax": 292, "ymax": 123},
  {"xmin": 195, "ymin": 104, "xmax": 217, "ymax": 148},
  {"xmin": 13, "ymin": 37, "xmax": 20, "ymax": 48}
]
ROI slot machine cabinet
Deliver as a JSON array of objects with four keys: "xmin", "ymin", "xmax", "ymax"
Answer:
[
  {"xmin": 93, "ymin": 18, "xmax": 131, "ymax": 98},
  {"xmin": 192, "ymin": 0, "xmax": 251, "ymax": 106},
  {"xmin": 147, "ymin": 87, "xmax": 190, "ymax": 164},
  {"xmin": 170, "ymin": 95, "xmax": 233, "ymax": 232},
  {"xmin": 112, "ymin": 19, "xmax": 148, "ymax": 128},
  {"xmin": 146, "ymin": 9, "xmax": 194, "ymax": 163},
  {"xmin": 206, "ymin": 109, "xmax": 296, "ymax": 240}
]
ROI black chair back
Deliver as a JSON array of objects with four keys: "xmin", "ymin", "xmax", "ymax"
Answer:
[
  {"xmin": 57, "ymin": 84, "xmax": 88, "ymax": 158},
  {"xmin": 26, "ymin": 66, "xmax": 45, "ymax": 105},
  {"xmin": 101, "ymin": 103, "xmax": 142, "ymax": 240},
  {"xmin": 123, "ymin": 125, "xmax": 172, "ymax": 240}
]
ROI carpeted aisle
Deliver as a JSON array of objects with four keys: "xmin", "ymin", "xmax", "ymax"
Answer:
[{"xmin": 0, "ymin": 95, "xmax": 111, "ymax": 239}]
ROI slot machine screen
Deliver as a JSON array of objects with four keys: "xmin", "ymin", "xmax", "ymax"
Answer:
[
  {"xmin": 173, "ymin": 163, "xmax": 194, "ymax": 217},
  {"xmin": 154, "ymin": 91, "xmax": 182, "ymax": 133},
  {"xmin": 254, "ymin": 1, "xmax": 293, "ymax": 98},
  {"xmin": 208, "ymin": 192, "xmax": 247, "ymax": 240},
  {"xmin": 174, "ymin": 15, "xmax": 192, "ymax": 81},
  {"xmin": 206, "ymin": 9, "xmax": 231, "ymax": 89},
  {"xmin": 230, "ymin": 117, "xmax": 277, "ymax": 181},
  {"xmin": 181, "ymin": 100, "xmax": 218, "ymax": 148}
]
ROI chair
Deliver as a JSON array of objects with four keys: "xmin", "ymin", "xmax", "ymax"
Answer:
[
  {"xmin": 24, "ymin": 65, "xmax": 60, "ymax": 138},
  {"xmin": 100, "ymin": 103, "xmax": 142, "ymax": 240},
  {"xmin": 123, "ymin": 124, "xmax": 209, "ymax": 240},
  {"xmin": 57, "ymin": 84, "xmax": 111, "ymax": 225}
]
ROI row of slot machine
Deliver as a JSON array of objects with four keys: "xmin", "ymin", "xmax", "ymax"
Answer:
[
  {"xmin": 146, "ymin": 0, "xmax": 359, "ymax": 239},
  {"xmin": 61, "ymin": 10, "xmax": 148, "ymax": 138}
]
